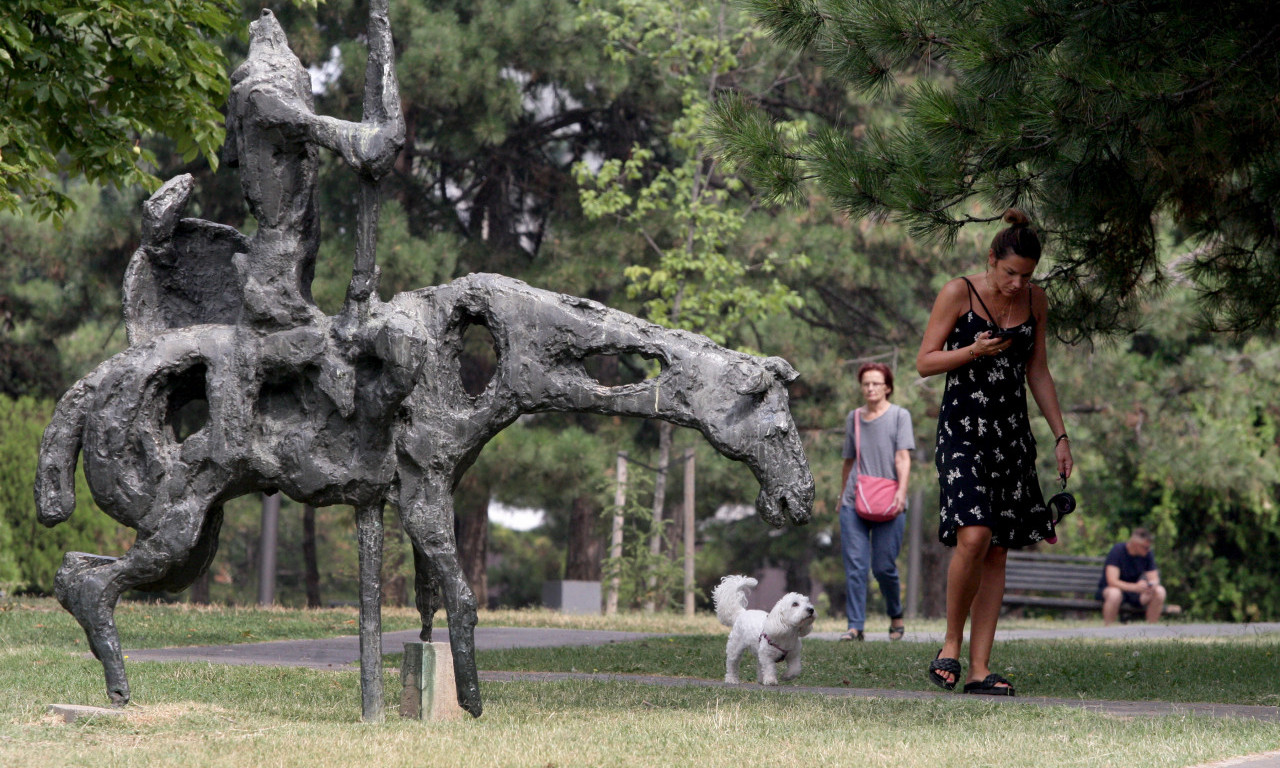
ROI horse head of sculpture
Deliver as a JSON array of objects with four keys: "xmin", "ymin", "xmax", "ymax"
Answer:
[
  {"xmin": 693, "ymin": 353, "xmax": 814, "ymax": 528},
  {"xmin": 408, "ymin": 274, "xmax": 817, "ymax": 531}
]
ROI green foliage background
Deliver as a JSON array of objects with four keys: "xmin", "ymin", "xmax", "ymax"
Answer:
[
  {"xmin": 1, "ymin": 0, "xmax": 1278, "ymax": 620},
  {"xmin": 0, "ymin": 0, "xmax": 238, "ymax": 219},
  {"xmin": 0, "ymin": 395, "xmax": 131, "ymax": 592}
]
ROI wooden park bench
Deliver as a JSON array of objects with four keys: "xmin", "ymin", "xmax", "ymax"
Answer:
[{"xmin": 1002, "ymin": 551, "xmax": 1180, "ymax": 618}]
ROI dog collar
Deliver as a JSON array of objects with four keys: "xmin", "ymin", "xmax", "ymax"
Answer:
[{"xmin": 761, "ymin": 633, "xmax": 789, "ymax": 661}]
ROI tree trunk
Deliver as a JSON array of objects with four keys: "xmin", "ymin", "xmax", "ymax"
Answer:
[
  {"xmin": 302, "ymin": 504, "xmax": 321, "ymax": 608},
  {"xmin": 383, "ymin": 520, "xmax": 410, "ymax": 607},
  {"xmin": 915, "ymin": 446, "xmax": 949, "ymax": 618},
  {"xmin": 682, "ymin": 448, "xmax": 695, "ymax": 616},
  {"xmin": 920, "ymin": 534, "xmax": 950, "ymax": 618},
  {"xmin": 605, "ymin": 451, "xmax": 628, "ymax": 615},
  {"xmin": 643, "ymin": 420, "xmax": 673, "ymax": 612},
  {"xmin": 190, "ymin": 571, "xmax": 211, "ymax": 605},
  {"xmin": 565, "ymin": 494, "xmax": 603, "ymax": 580},
  {"xmin": 453, "ymin": 473, "xmax": 489, "ymax": 609},
  {"xmin": 788, "ymin": 537, "xmax": 816, "ymax": 597}
]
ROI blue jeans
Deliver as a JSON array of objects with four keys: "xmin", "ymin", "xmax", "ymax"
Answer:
[{"xmin": 839, "ymin": 503, "xmax": 905, "ymax": 631}]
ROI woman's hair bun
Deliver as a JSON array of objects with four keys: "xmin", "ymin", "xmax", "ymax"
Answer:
[
  {"xmin": 1002, "ymin": 208, "xmax": 1030, "ymax": 228},
  {"xmin": 991, "ymin": 207, "xmax": 1041, "ymax": 260}
]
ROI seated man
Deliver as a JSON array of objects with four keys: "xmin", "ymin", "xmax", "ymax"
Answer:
[{"xmin": 1097, "ymin": 528, "xmax": 1166, "ymax": 625}]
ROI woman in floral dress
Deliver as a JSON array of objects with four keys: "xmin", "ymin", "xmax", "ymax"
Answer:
[{"xmin": 915, "ymin": 209, "xmax": 1073, "ymax": 696}]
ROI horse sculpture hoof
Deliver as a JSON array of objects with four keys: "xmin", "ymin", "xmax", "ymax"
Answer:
[{"xmin": 460, "ymin": 690, "xmax": 482, "ymax": 717}]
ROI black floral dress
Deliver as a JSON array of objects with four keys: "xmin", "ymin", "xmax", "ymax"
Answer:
[{"xmin": 935, "ymin": 278, "xmax": 1053, "ymax": 548}]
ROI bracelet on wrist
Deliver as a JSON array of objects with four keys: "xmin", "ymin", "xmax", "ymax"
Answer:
[
  {"xmin": 969, "ymin": 347, "xmax": 978, "ymax": 359},
  {"xmin": 1055, "ymin": 433, "xmax": 1069, "ymax": 445}
]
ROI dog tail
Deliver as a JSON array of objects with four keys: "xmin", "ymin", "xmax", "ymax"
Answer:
[{"xmin": 711, "ymin": 575, "xmax": 757, "ymax": 628}]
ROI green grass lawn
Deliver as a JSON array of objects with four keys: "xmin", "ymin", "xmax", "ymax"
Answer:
[
  {"xmin": 477, "ymin": 633, "xmax": 1280, "ymax": 706},
  {"xmin": 2, "ymin": 597, "xmax": 1277, "ymax": 768}
]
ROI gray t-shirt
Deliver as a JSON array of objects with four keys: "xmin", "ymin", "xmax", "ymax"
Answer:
[{"xmin": 839, "ymin": 403, "xmax": 915, "ymax": 510}]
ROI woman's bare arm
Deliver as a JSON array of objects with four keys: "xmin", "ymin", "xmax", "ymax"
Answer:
[
  {"xmin": 1025, "ymin": 285, "xmax": 1073, "ymax": 478},
  {"xmin": 916, "ymin": 278, "xmax": 1010, "ymax": 377}
]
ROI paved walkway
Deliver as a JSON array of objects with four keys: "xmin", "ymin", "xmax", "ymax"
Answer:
[
  {"xmin": 123, "ymin": 622, "xmax": 1280, "ymax": 762},
  {"xmin": 123, "ymin": 621, "xmax": 1280, "ymax": 669},
  {"xmin": 124, "ymin": 626, "xmax": 660, "ymax": 669}
]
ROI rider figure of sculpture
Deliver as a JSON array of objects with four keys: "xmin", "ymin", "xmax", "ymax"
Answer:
[
  {"xmin": 221, "ymin": 9, "xmax": 411, "ymax": 425},
  {"xmin": 224, "ymin": 8, "xmax": 402, "ymax": 331}
]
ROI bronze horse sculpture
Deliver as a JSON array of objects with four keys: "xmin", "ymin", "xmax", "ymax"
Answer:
[{"xmin": 34, "ymin": 4, "xmax": 814, "ymax": 722}]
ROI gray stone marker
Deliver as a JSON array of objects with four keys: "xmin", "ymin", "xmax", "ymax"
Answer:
[
  {"xmin": 33, "ymin": 2, "xmax": 814, "ymax": 724},
  {"xmin": 399, "ymin": 642, "xmax": 463, "ymax": 721},
  {"xmin": 542, "ymin": 580, "xmax": 603, "ymax": 614}
]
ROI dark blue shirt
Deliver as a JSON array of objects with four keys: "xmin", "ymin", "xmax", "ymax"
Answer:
[{"xmin": 1097, "ymin": 542, "xmax": 1156, "ymax": 592}]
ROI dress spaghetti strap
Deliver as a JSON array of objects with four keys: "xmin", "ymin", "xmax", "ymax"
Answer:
[{"xmin": 960, "ymin": 276, "xmax": 997, "ymax": 325}]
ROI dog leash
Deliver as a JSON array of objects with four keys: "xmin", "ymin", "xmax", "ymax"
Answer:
[{"xmin": 760, "ymin": 633, "xmax": 789, "ymax": 661}]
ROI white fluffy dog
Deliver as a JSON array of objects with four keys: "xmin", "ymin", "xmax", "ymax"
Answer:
[{"xmin": 712, "ymin": 574, "xmax": 816, "ymax": 685}]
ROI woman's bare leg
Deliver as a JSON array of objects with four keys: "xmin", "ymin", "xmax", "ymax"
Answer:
[
  {"xmin": 939, "ymin": 525, "xmax": 992, "ymax": 685},
  {"xmin": 967, "ymin": 544, "xmax": 1008, "ymax": 685}
]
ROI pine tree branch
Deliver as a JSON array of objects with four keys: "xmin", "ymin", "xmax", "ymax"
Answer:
[{"xmin": 1168, "ymin": 23, "xmax": 1280, "ymax": 101}]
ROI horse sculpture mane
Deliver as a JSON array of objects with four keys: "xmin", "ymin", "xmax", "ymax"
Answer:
[{"xmin": 35, "ymin": 4, "xmax": 814, "ymax": 722}]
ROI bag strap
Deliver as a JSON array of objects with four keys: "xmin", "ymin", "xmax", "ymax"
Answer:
[{"xmin": 853, "ymin": 407, "xmax": 867, "ymax": 478}]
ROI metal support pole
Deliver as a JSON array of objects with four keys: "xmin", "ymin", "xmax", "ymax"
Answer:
[
  {"xmin": 357, "ymin": 502, "xmax": 385, "ymax": 722},
  {"xmin": 257, "ymin": 492, "xmax": 280, "ymax": 606},
  {"xmin": 682, "ymin": 448, "xmax": 695, "ymax": 616},
  {"xmin": 605, "ymin": 451, "xmax": 627, "ymax": 615}
]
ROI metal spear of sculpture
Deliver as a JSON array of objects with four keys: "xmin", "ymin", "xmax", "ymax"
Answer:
[{"xmin": 35, "ymin": 3, "xmax": 814, "ymax": 722}]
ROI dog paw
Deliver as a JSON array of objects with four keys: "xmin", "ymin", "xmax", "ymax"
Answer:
[
  {"xmin": 761, "ymin": 678, "xmax": 779, "ymax": 686},
  {"xmin": 724, "ymin": 675, "xmax": 740, "ymax": 685}
]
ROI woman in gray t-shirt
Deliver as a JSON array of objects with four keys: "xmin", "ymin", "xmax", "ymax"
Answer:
[{"xmin": 837, "ymin": 362, "xmax": 914, "ymax": 641}]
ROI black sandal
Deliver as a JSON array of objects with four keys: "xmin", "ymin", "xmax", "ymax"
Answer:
[
  {"xmin": 928, "ymin": 650, "xmax": 960, "ymax": 691},
  {"xmin": 962, "ymin": 673, "xmax": 1015, "ymax": 696},
  {"xmin": 888, "ymin": 624, "xmax": 905, "ymax": 641}
]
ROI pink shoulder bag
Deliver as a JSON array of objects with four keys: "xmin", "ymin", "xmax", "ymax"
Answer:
[{"xmin": 853, "ymin": 408, "xmax": 900, "ymax": 522}]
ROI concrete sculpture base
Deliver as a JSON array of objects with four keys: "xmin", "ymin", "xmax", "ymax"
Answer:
[
  {"xmin": 399, "ymin": 642, "xmax": 463, "ymax": 721},
  {"xmin": 48, "ymin": 704, "xmax": 127, "ymax": 724}
]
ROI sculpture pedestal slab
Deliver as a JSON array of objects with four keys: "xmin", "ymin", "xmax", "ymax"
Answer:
[
  {"xmin": 48, "ymin": 704, "xmax": 127, "ymax": 723},
  {"xmin": 399, "ymin": 642, "xmax": 463, "ymax": 721}
]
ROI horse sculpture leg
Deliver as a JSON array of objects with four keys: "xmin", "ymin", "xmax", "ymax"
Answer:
[
  {"xmin": 395, "ymin": 476, "xmax": 481, "ymax": 716},
  {"xmin": 411, "ymin": 545, "xmax": 442, "ymax": 641},
  {"xmin": 54, "ymin": 494, "xmax": 216, "ymax": 706},
  {"xmin": 54, "ymin": 552, "xmax": 129, "ymax": 701},
  {"xmin": 355, "ymin": 501, "xmax": 385, "ymax": 722}
]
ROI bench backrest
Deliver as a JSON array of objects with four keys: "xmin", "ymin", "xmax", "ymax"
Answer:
[{"xmin": 1004, "ymin": 551, "xmax": 1104, "ymax": 596}]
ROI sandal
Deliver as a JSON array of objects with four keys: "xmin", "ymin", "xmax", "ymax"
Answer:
[
  {"xmin": 888, "ymin": 624, "xmax": 905, "ymax": 641},
  {"xmin": 928, "ymin": 650, "xmax": 960, "ymax": 690},
  {"xmin": 839, "ymin": 629, "xmax": 865, "ymax": 642},
  {"xmin": 963, "ymin": 673, "xmax": 1015, "ymax": 696}
]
